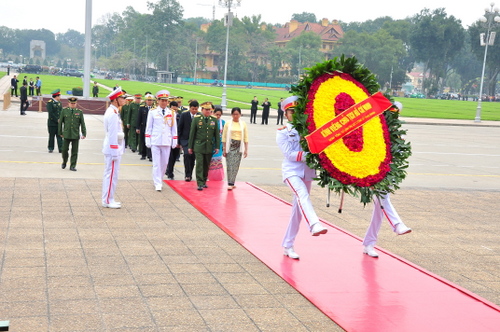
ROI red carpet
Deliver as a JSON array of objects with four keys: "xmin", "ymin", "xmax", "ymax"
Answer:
[{"xmin": 166, "ymin": 180, "xmax": 500, "ymax": 331}]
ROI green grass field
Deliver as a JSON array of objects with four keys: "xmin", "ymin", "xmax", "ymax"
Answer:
[
  {"xmin": 18, "ymin": 74, "xmax": 500, "ymax": 121},
  {"xmin": 0, "ymin": 72, "xmax": 5, "ymax": 80}
]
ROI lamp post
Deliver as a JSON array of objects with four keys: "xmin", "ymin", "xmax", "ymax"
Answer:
[
  {"xmin": 133, "ymin": 38, "xmax": 136, "ymax": 78},
  {"xmin": 194, "ymin": 38, "xmax": 199, "ymax": 85},
  {"xmin": 219, "ymin": 0, "xmax": 241, "ymax": 111},
  {"xmin": 474, "ymin": 2, "xmax": 500, "ymax": 122}
]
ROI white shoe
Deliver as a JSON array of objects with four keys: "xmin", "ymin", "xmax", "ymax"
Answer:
[
  {"xmin": 311, "ymin": 222, "xmax": 328, "ymax": 236},
  {"xmin": 363, "ymin": 245, "xmax": 379, "ymax": 258},
  {"xmin": 155, "ymin": 185, "xmax": 162, "ymax": 192},
  {"xmin": 283, "ymin": 247, "xmax": 300, "ymax": 259},
  {"xmin": 102, "ymin": 202, "xmax": 121, "ymax": 209},
  {"xmin": 395, "ymin": 223, "xmax": 412, "ymax": 235}
]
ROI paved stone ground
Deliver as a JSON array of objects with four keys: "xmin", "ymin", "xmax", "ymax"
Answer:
[
  {"xmin": 0, "ymin": 178, "xmax": 344, "ymax": 331},
  {"xmin": 0, "ymin": 90, "xmax": 499, "ymax": 331}
]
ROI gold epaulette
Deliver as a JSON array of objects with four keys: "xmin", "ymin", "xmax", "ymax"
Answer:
[
  {"xmin": 194, "ymin": 114, "xmax": 202, "ymax": 118},
  {"xmin": 48, "ymin": 99, "xmax": 53, "ymax": 103}
]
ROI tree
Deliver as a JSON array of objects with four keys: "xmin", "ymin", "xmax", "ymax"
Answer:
[
  {"xmin": 291, "ymin": 12, "xmax": 317, "ymax": 23},
  {"xmin": 450, "ymin": 30, "xmax": 483, "ymax": 96},
  {"xmin": 147, "ymin": 0, "xmax": 185, "ymax": 72},
  {"xmin": 409, "ymin": 8, "xmax": 465, "ymax": 95},
  {"xmin": 334, "ymin": 29, "xmax": 407, "ymax": 89},
  {"xmin": 343, "ymin": 16, "xmax": 394, "ymax": 34},
  {"xmin": 56, "ymin": 29, "xmax": 85, "ymax": 49},
  {"xmin": 285, "ymin": 32, "xmax": 323, "ymax": 79},
  {"xmin": 468, "ymin": 21, "xmax": 500, "ymax": 97}
]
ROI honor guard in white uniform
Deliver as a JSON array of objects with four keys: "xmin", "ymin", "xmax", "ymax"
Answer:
[
  {"xmin": 277, "ymin": 96, "xmax": 328, "ymax": 260},
  {"xmin": 102, "ymin": 88, "xmax": 127, "ymax": 209},
  {"xmin": 362, "ymin": 101, "xmax": 411, "ymax": 258},
  {"xmin": 146, "ymin": 90, "xmax": 178, "ymax": 191}
]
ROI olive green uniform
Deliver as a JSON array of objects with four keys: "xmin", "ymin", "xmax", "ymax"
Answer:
[
  {"xmin": 121, "ymin": 103, "xmax": 130, "ymax": 147},
  {"xmin": 58, "ymin": 107, "xmax": 87, "ymax": 169},
  {"xmin": 188, "ymin": 114, "xmax": 220, "ymax": 187},
  {"xmin": 47, "ymin": 98, "xmax": 63, "ymax": 152},
  {"xmin": 127, "ymin": 102, "xmax": 141, "ymax": 151}
]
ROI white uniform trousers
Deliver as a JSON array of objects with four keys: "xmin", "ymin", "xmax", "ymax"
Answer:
[
  {"xmin": 102, "ymin": 154, "xmax": 121, "ymax": 204},
  {"xmin": 362, "ymin": 194, "xmax": 402, "ymax": 246},
  {"xmin": 151, "ymin": 145, "xmax": 171, "ymax": 188},
  {"xmin": 282, "ymin": 175, "xmax": 320, "ymax": 248}
]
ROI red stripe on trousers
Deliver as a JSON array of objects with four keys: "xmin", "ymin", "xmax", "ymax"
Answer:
[
  {"xmin": 106, "ymin": 160, "xmax": 115, "ymax": 204},
  {"xmin": 285, "ymin": 178, "xmax": 311, "ymax": 226}
]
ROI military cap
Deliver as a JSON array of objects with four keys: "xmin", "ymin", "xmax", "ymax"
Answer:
[
  {"xmin": 107, "ymin": 88, "xmax": 125, "ymax": 101},
  {"xmin": 282, "ymin": 96, "xmax": 299, "ymax": 111},
  {"xmin": 125, "ymin": 95, "xmax": 134, "ymax": 101},
  {"xmin": 68, "ymin": 97, "xmax": 78, "ymax": 103},
  {"xmin": 200, "ymin": 101, "xmax": 214, "ymax": 110},
  {"xmin": 144, "ymin": 94, "xmax": 156, "ymax": 100},
  {"xmin": 156, "ymin": 90, "xmax": 170, "ymax": 100},
  {"xmin": 134, "ymin": 94, "xmax": 143, "ymax": 98},
  {"xmin": 51, "ymin": 89, "xmax": 61, "ymax": 97}
]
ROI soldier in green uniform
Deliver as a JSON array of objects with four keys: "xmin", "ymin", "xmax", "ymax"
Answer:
[
  {"xmin": 47, "ymin": 89, "xmax": 63, "ymax": 153},
  {"xmin": 188, "ymin": 101, "xmax": 220, "ymax": 190},
  {"xmin": 127, "ymin": 94, "xmax": 142, "ymax": 152},
  {"xmin": 58, "ymin": 97, "xmax": 87, "ymax": 171},
  {"xmin": 121, "ymin": 96, "xmax": 133, "ymax": 148}
]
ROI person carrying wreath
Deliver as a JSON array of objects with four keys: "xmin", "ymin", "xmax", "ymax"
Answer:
[{"xmin": 277, "ymin": 96, "xmax": 328, "ymax": 260}]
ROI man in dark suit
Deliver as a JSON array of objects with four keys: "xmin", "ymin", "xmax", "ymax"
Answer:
[
  {"xmin": 165, "ymin": 100, "xmax": 181, "ymax": 179},
  {"xmin": 11, "ymin": 75, "xmax": 19, "ymax": 97},
  {"xmin": 137, "ymin": 94, "xmax": 154, "ymax": 161},
  {"xmin": 177, "ymin": 100, "xmax": 200, "ymax": 181},
  {"xmin": 250, "ymin": 96, "xmax": 258, "ymax": 124},
  {"xmin": 19, "ymin": 81, "xmax": 28, "ymax": 115}
]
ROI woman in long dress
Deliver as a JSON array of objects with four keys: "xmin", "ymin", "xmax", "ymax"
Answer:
[
  {"xmin": 208, "ymin": 107, "xmax": 225, "ymax": 181},
  {"xmin": 222, "ymin": 107, "xmax": 248, "ymax": 190}
]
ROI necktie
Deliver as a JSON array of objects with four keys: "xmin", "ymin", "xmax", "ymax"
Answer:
[
  {"xmin": 162, "ymin": 109, "xmax": 165, "ymax": 116},
  {"xmin": 205, "ymin": 117, "xmax": 208, "ymax": 123}
]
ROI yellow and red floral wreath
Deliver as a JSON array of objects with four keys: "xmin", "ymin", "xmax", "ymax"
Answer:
[
  {"xmin": 290, "ymin": 56, "xmax": 411, "ymax": 204},
  {"xmin": 306, "ymin": 72, "xmax": 391, "ymax": 187}
]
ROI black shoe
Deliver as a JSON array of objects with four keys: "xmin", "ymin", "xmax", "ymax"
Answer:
[
  {"xmin": 48, "ymin": 150, "xmax": 53, "ymax": 153},
  {"xmin": 197, "ymin": 186, "xmax": 203, "ymax": 191},
  {"xmin": 140, "ymin": 157, "xmax": 146, "ymax": 160},
  {"xmin": 70, "ymin": 167, "xmax": 77, "ymax": 171},
  {"xmin": 203, "ymin": 184, "xmax": 208, "ymax": 188},
  {"xmin": 167, "ymin": 176, "xmax": 174, "ymax": 180},
  {"xmin": 131, "ymin": 149, "xmax": 136, "ymax": 153},
  {"xmin": 185, "ymin": 177, "xmax": 191, "ymax": 182},
  {"xmin": 61, "ymin": 163, "xmax": 66, "ymax": 169}
]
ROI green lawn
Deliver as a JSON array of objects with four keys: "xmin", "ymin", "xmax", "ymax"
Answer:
[
  {"xmin": 16, "ymin": 73, "xmax": 87, "ymax": 96},
  {"xmin": 0, "ymin": 72, "xmax": 5, "ymax": 80},
  {"xmin": 393, "ymin": 97, "xmax": 500, "ymax": 121},
  {"xmin": 23, "ymin": 74, "xmax": 500, "ymax": 121}
]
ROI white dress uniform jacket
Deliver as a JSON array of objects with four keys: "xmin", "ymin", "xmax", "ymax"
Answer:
[
  {"xmin": 145, "ymin": 107, "xmax": 178, "ymax": 148},
  {"xmin": 102, "ymin": 105, "xmax": 125, "ymax": 157},
  {"xmin": 102, "ymin": 104, "xmax": 124, "ymax": 206},
  {"xmin": 276, "ymin": 123, "xmax": 315, "ymax": 182},
  {"xmin": 277, "ymin": 123, "xmax": 322, "ymax": 249}
]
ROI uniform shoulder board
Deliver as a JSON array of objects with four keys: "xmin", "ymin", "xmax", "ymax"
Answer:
[
  {"xmin": 278, "ymin": 126, "xmax": 287, "ymax": 131},
  {"xmin": 48, "ymin": 99, "xmax": 53, "ymax": 103},
  {"xmin": 194, "ymin": 114, "xmax": 202, "ymax": 118}
]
